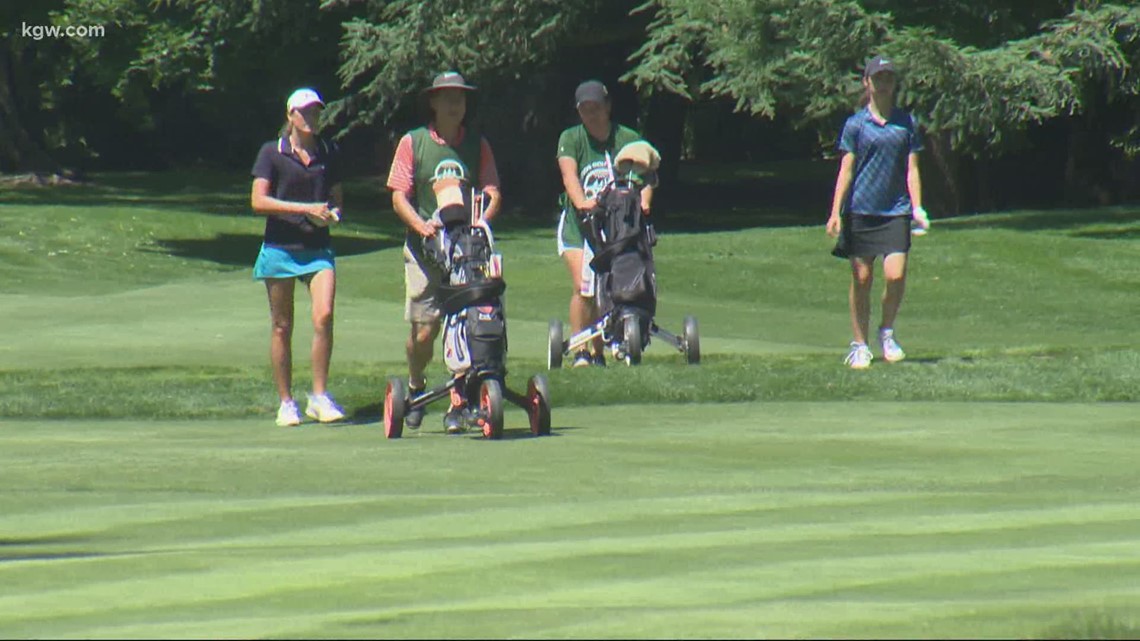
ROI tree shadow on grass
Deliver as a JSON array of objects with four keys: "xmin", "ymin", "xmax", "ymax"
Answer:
[
  {"xmin": 944, "ymin": 207, "xmax": 1140, "ymax": 237},
  {"xmin": 1, "ymin": 171, "xmax": 413, "ymax": 234},
  {"xmin": 1, "ymin": 172, "xmax": 249, "ymax": 210},
  {"xmin": 1068, "ymin": 225, "xmax": 1140, "ymax": 240},
  {"xmin": 144, "ymin": 232, "xmax": 402, "ymax": 267}
]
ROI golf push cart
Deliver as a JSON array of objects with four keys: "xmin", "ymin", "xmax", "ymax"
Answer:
[
  {"xmin": 384, "ymin": 187, "xmax": 551, "ymax": 439},
  {"xmin": 548, "ymin": 142, "xmax": 700, "ymax": 368}
]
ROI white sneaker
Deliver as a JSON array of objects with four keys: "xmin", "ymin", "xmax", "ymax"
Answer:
[
  {"xmin": 879, "ymin": 328, "xmax": 906, "ymax": 363},
  {"xmin": 571, "ymin": 350, "xmax": 593, "ymax": 368},
  {"xmin": 276, "ymin": 399, "xmax": 302, "ymax": 427},
  {"xmin": 305, "ymin": 392, "xmax": 346, "ymax": 423},
  {"xmin": 844, "ymin": 342, "xmax": 873, "ymax": 369}
]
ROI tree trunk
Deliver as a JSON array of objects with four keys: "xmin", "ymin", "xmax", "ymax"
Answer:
[{"xmin": 0, "ymin": 45, "xmax": 57, "ymax": 174}]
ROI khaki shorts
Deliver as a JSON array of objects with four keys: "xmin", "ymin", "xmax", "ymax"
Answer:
[{"xmin": 404, "ymin": 240, "xmax": 443, "ymax": 323}]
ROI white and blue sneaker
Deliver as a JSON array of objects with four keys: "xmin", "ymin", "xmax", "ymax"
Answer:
[
  {"xmin": 879, "ymin": 328, "xmax": 906, "ymax": 363},
  {"xmin": 571, "ymin": 350, "xmax": 593, "ymax": 368},
  {"xmin": 444, "ymin": 406, "xmax": 468, "ymax": 434},
  {"xmin": 305, "ymin": 392, "xmax": 346, "ymax": 423},
  {"xmin": 276, "ymin": 399, "xmax": 303, "ymax": 427},
  {"xmin": 844, "ymin": 342, "xmax": 873, "ymax": 370}
]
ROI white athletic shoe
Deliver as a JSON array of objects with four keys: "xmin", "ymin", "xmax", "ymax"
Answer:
[
  {"xmin": 305, "ymin": 392, "xmax": 346, "ymax": 423},
  {"xmin": 879, "ymin": 328, "xmax": 906, "ymax": 363},
  {"xmin": 276, "ymin": 399, "xmax": 302, "ymax": 427},
  {"xmin": 844, "ymin": 342, "xmax": 873, "ymax": 370},
  {"xmin": 571, "ymin": 350, "xmax": 593, "ymax": 368}
]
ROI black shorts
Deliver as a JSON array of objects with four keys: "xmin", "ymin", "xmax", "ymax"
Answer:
[{"xmin": 832, "ymin": 213, "xmax": 911, "ymax": 259}]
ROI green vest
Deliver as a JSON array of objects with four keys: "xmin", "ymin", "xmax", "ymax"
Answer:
[{"xmin": 410, "ymin": 126, "xmax": 482, "ymax": 219}]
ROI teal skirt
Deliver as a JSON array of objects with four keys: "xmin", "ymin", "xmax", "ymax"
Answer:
[{"xmin": 253, "ymin": 244, "xmax": 336, "ymax": 281}]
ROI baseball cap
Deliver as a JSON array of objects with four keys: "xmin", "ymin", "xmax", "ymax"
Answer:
[
  {"xmin": 574, "ymin": 80, "xmax": 608, "ymax": 107},
  {"xmin": 425, "ymin": 71, "xmax": 477, "ymax": 92},
  {"xmin": 863, "ymin": 55, "xmax": 897, "ymax": 78},
  {"xmin": 287, "ymin": 88, "xmax": 324, "ymax": 112},
  {"xmin": 286, "ymin": 88, "xmax": 324, "ymax": 112}
]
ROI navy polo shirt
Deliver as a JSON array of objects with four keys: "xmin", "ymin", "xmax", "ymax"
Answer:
[
  {"xmin": 251, "ymin": 136, "xmax": 341, "ymax": 249},
  {"xmin": 837, "ymin": 107, "xmax": 923, "ymax": 217}
]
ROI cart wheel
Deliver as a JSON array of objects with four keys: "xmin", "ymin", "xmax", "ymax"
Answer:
[
  {"xmin": 527, "ymin": 374, "xmax": 552, "ymax": 436},
  {"xmin": 683, "ymin": 315, "xmax": 701, "ymax": 365},
  {"xmin": 624, "ymin": 318, "xmax": 642, "ymax": 366},
  {"xmin": 383, "ymin": 377, "xmax": 407, "ymax": 439},
  {"xmin": 479, "ymin": 378, "xmax": 505, "ymax": 439},
  {"xmin": 547, "ymin": 319, "xmax": 564, "ymax": 370}
]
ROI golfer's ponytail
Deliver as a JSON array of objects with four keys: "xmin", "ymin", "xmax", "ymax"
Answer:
[
  {"xmin": 858, "ymin": 86, "xmax": 871, "ymax": 108},
  {"xmin": 279, "ymin": 120, "xmax": 293, "ymax": 138}
]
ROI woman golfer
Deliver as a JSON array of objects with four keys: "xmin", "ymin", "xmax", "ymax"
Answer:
[
  {"xmin": 250, "ymin": 87, "xmax": 346, "ymax": 425},
  {"xmin": 555, "ymin": 79, "xmax": 655, "ymax": 368},
  {"xmin": 826, "ymin": 55, "xmax": 930, "ymax": 369}
]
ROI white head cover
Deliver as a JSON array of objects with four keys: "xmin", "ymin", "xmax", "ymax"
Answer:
[{"xmin": 614, "ymin": 141, "xmax": 661, "ymax": 175}]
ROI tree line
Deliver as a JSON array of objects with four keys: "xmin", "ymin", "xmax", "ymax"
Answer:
[{"xmin": 2, "ymin": 0, "xmax": 1138, "ymax": 215}]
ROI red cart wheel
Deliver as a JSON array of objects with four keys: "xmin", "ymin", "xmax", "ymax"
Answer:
[
  {"xmin": 384, "ymin": 377, "xmax": 407, "ymax": 439},
  {"xmin": 479, "ymin": 379, "xmax": 505, "ymax": 439}
]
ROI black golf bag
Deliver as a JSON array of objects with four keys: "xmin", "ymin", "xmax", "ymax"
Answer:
[
  {"xmin": 579, "ymin": 179, "xmax": 657, "ymax": 339},
  {"xmin": 426, "ymin": 203, "xmax": 508, "ymax": 387}
]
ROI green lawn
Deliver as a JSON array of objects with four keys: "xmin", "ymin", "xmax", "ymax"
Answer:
[
  {"xmin": 0, "ymin": 169, "xmax": 1138, "ymax": 638},
  {"xmin": 1, "ymin": 404, "xmax": 1138, "ymax": 639}
]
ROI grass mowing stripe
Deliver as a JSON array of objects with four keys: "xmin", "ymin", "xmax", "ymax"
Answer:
[
  {"xmin": 17, "ymin": 492, "xmax": 1136, "ymax": 561},
  {"xmin": 10, "ymin": 552, "xmax": 1139, "ymax": 639},
  {"xmin": 4, "ymin": 534, "xmax": 1138, "ymax": 627},
  {"xmin": 2, "ymin": 403, "xmax": 1138, "ymax": 638},
  {"xmin": 5, "ymin": 495, "xmax": 1138, "ymax": 576}
]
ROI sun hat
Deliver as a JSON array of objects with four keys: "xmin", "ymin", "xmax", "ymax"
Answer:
[{"xmin": 424, "ymin": 71, "xmax": 477, "ymax": 92}]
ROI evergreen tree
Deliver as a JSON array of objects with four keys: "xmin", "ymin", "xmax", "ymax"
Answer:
[{"xmin": 624, "ymin": 0, "xmax": 1140, "ymax": 207}]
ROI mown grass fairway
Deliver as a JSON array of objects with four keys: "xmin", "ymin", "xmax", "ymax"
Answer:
[
  {"xmin": 2, "ymin": 404, "xmax": 1139, "ymax": 639},
  {"xmin": 1, "ymin": 169, "xmax": 1138, "ymax": 638}
]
